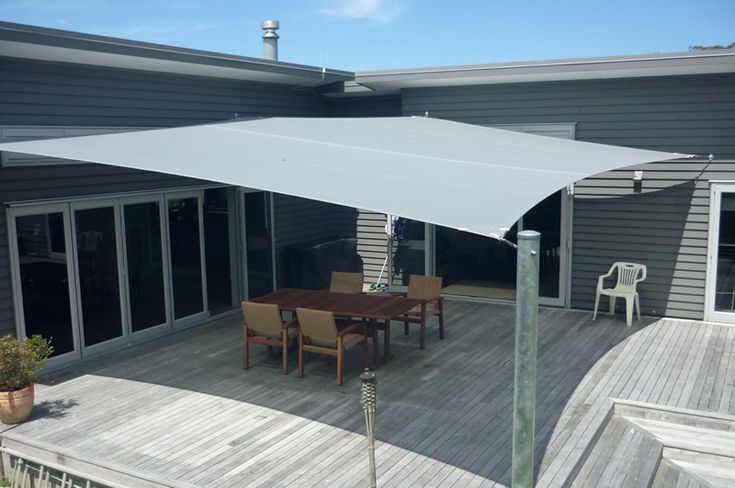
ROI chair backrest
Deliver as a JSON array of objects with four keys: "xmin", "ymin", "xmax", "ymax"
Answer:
[
  {"xmin": 296, "ymin": 308, "xmax": 338, "ymax": 347},
  {"xmin": 242, "ymin": 302, "xmax": 283, "ymax": 338},
  {"xmin": 612, "ymin": 262, "xmax": 646, "ymax": 289},
  {"xmin": 329, "ymin": 271, "xmax": 364, "ymax": 294},
  {"xmin": 406, "ymin": 275, "xmax": 443, "ymax": 300}
]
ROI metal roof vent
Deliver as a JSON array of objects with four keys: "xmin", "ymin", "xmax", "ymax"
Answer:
[{"xmin": 261, "ymin": 20, "xmax": 279, "ymax": 61}]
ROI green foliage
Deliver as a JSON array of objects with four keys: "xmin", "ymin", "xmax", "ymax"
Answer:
[
  {"xmin": 689, "ymin": 42, "xmax": 735, "ymax": 51},
  {"xmin": 0, "ymin": 478, "xmax": 10, "ymax": 487},
  {"xmin": 0, "ymin": 334, "xmax": 53, "ymax": 392}
]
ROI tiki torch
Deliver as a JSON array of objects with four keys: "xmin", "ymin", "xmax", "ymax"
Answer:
[{"xmin": 360, "ymin": 369, "xmax": 377, "ymax": 488}]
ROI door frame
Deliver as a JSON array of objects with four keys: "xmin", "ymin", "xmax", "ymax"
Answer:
[
  {"xmin": 7, "ymin": 203, "xmax": 82, "ymax": 367},
  {"xmin": 70, "ymin": 198, "xmax": 129, "ymax": 357},
  {"xmin": 165, "ymin": 190, "xmax": 209, "ymax": 329},
  {"xmin": 238, "ymin": 188, "xmax": 277, "ymax": 300},
  {"xmin": 705, "ymin": 182, "xmax": 735, "ymax": 323},
  {"xmin": 121, "ymin": 194, "xmax": 173, "ymax": 341}
]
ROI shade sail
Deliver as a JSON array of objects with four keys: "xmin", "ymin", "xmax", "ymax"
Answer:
[{"xmin": 0, "ymin": 117, "xmax": 688, "ymax": 238}]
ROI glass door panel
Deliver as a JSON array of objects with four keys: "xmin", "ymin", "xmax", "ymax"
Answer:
[
  {"xmin": 389, "ymin": 217, "xmax": 426, "ymax": 288},
  {"xmin": 522, "ymin": 191, "xmax": 562, "ymax": 300},
  {"xmin": 168, "ymin": 194, "xmax": 206, "ymax": 321},
  {"xmin": 713, "ymin": 193, "xmax": 735, "ymax": 312},
  {"xmin": 432, "ymin": 189, "xmax": 567, "ymax": 303},
  {"xmin": 435, "ymin": 224, "xmax": 518, "ymax": 299},
  {"xmin": 14, "ymin": 210, "xmax": 77, "ymax": 358},
  {"xmin": 205, "ymin": 188, "xmax": 238, "ymax": 313},
  {"xmin": 73, "ymin": 205, "xmax": 125, "ymax": 348},
  {"xmin": 123, "ymin": 200, "xmax": 168, "ymax": 332},
  {"xmin": 243, "ymin": 191, "xmax": 274, "ymax": 299}
]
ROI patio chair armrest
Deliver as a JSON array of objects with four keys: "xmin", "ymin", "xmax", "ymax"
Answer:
[
  {"xmin": 338, "ymin": 322, "xmax": 365, "ymax": 336},
  {"xmin": 596, "ymin": 274, "xmax": 610, "ymax": 290}
]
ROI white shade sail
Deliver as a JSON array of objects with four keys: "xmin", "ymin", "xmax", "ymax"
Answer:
[{"xmin": 0, "ymin": 117, "xmax": 688, "ymax": 238}]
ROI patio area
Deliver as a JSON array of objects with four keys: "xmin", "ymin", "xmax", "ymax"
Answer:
[{"xmin": 1, "ymin": 299, "xmax": 734, "ymax": 487}]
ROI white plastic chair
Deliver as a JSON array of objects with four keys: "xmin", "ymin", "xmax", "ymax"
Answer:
[{"xmin": 592, "ymin": 262, "xmax": 647, "ymax": 326}]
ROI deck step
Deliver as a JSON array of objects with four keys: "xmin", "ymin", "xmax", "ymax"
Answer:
[
  {"xmin": 1, "ymin": 433, "xmax": 197, "ymax": 488},
  {"xmin": 566, "ymin": 400, "xmax": 735, "ymax": 488}
]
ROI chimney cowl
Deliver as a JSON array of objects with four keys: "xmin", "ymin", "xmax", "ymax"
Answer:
[{"xmin": 261, "ymin": 20, "xmax": 279, "ymax": 61}]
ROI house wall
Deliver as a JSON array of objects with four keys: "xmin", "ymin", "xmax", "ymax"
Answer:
[
  {"xmin": 395, "ymin": 73, "xmax": 735, "ymax": 319},
  {"xmin": 0, "ymin": 57, "xmax": 335, "ymax": 336},
  {"xmin": 326, "ymin": 96, "xmax": 402, "ymax": 285}
]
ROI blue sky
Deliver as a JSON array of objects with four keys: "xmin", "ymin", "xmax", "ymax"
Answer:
[{"xmin": 1, "ymin": 0, "xmax": 733, "ymax": 71}]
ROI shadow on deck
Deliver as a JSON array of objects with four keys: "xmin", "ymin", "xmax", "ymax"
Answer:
[{"xmin": 2, "ymin": 301, "xmax": 690, "ymax": 487}]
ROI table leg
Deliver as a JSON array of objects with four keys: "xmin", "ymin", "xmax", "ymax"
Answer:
[
  {"xmin": 384, "ymin": 320, "xmax": 391, "ymax": 361},
  {"xmin": 371, "ymin": 318, "xmax": 379, "ymax": 367}
]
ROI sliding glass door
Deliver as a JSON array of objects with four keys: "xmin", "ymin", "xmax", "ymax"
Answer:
[
  {"xmin": 71, "ymin": 200, "xmax": 127, "ymax": 354},
  {"xmin": 10, "ymin": 204, "xmax": 80, "ymax": 365},
  {"xmin": 706, "ymin": 183, "xmax": 735, "ymax": 323},
  {"xmin": 167, "ymin": 191, "xmax": 207, "ymax": 326},
  {"xmin": 241, "ymin": 190, "xmax": 275, "ymax": 299},
  {"xmin": 424, "ymin": 189, "xmax": 571, "ymax": 306},
  {"xmin": 122, "ymin": 196, "xmax": 169, "ymax": 337}
]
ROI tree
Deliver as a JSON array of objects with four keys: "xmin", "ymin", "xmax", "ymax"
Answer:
[{"xmin": 689, "ymin": 42, "xmax": 735, "ymax": 51}]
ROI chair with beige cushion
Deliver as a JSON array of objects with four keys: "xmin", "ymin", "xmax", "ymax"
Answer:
[
  {"xmin": 396, "ymin": 275, "xmax": 445, "ymax": 349},
  {"xmin": 329, "ymin": 271, "xmax": 364, "ymax": 294},
  {"xmin": 242, "ymin": 302, "xmax": 298, "ymax": 374},
  {"xmin": 296, "ymin": 307, "xmax": 368, "ymax": 386}
]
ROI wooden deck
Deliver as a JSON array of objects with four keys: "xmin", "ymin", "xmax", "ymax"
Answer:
[{"xmin": 1, "ymin": 300, "xmax": 734, "ymax": 487}]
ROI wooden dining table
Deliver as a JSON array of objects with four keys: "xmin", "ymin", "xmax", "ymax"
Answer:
[{"xmin": 252, "ymin": 288, "xmax": 423, "ymax": 366}]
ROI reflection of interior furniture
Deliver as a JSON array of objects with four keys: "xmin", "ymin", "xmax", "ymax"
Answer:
[
  {"xmin": 395, "ymin": 275, "xmax": 445, "ymax": 349},
  {"xmin": 329, "ymin": 271, "xmax": 364, "ymax": 294},
  {"xmin": 242, "ymin": 302, "xmax": 297, "ymax": 374},
  {"xmin": 286, "ymin": 238, "xmax": 363, "ymax": 289},
  {"xmin": 392, "ymin": 239, "xmax": 424, "ymax": 285},
  {"xmin": 295, "ymin": 308, "xmax": 367, "ymax": 386},
  {"xmin": 593, "ymin": 262, "xmax": 647, "ymax": 326}
]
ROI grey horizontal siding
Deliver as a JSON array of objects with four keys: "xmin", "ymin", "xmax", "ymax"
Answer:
[
  {"xmin": 273, "ymin": 195, "xmax": 357, "ymax": 288},
  {"xmin": 402, "ymin": 74, "xmax": 735, "ymax": 158},
  {"xmin": 399, "ymin": 74, "xmax": 735, "ymax": 320},
  {"xmin": 356, "ymin": 210, "xmax": 389, "ymax": 286},
  {"xmin": 570, "ymin": 160, "xmax": 729, "ymax": 320},
  {"xmin": 327, "ymin": 96, "xmax": 402, "ymax": 117},
  {"xmin": 0, "ymin": 57, "xmax": 332, "ymax": 334},
  {"xmin": 0, "ymin": 58, "xmax": 327, "ymax": 126}
]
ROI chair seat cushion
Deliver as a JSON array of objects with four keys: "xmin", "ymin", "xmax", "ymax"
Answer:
[
  {"xmin": 402, "ymin": 303, "xmax": 440, "ymax": 316},
  {"xmin": 252, "ymin": 327, "xmax": 298, "ymax": 341},
  {"xmin": 342, "ymin": 333, "xmax": 365, "ymax": 349}
]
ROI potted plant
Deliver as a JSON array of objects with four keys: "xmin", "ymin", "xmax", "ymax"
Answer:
[{"xmin": 0, "ymin": 334, "xmax": 53, "ymax": 424}]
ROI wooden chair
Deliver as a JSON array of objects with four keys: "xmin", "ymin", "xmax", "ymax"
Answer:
[
  {"xmin": 329, "ymin": 271, "xmax": 364, "ymax": 294},
  {"xmin": 242, "ymin": 302, "xmax": 298, "ymax": 374},
  {"xmin": 396, "ymin": 275, "xmax": 444, "ymax": 349},
  {"xmin": 296, "ymin": 307, "xmax": 368, "ymax": 386}
]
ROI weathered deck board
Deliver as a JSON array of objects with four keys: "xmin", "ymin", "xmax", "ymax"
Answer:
[{"xmin": 2, "ymin": 301, "xmax": 734, "ymax": 487}]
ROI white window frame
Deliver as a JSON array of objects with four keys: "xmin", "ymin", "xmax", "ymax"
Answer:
[
  {"xmin": 705, "ymin": 182, "xmax": 735, "ymax": 324},
  {"xmin": 7, "ymin": 203, "xmax": 83, "ymax": 367}
]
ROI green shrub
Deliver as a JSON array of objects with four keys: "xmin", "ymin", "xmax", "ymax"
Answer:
[{"xmin": 0, "ymin": 335, "xmax": 53, "ymax": 392}]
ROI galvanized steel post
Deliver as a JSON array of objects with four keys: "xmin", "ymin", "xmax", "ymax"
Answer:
[{"xmin": 512, "ymin": 230, "xmax": 540, "ymax": 488}]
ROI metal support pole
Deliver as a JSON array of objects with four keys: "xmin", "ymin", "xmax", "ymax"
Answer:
[
  {"xmin": 512, "ymin": 230, "xmax": 540, "ymax": 488},
  {"xmin": 361, "ymin": 369, "xmax": 378, "ymax": 488}
]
